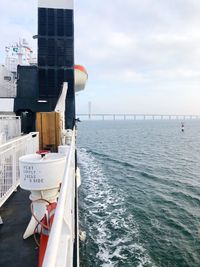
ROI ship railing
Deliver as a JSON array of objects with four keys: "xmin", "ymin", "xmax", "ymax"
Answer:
[
  {"xmin": 0, "ymin": 116, "xmax": 21, "ymax": 143},
  {"xmin": 0, "ymin": 132, "xmax": 39, "ymax": 207},
  {"xmin": 43, "ymin": 129, "xmax": 76, "ymax": 267}
]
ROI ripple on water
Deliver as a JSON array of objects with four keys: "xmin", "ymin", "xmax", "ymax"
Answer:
[{"xmin": 77, "ymin": 121, "xmax": 200, "ymax": 267}]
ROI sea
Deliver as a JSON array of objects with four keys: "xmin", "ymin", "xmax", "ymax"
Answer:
[{"xmin": 77, "ymin": 120, "xmax": 200, "ymax": 267}]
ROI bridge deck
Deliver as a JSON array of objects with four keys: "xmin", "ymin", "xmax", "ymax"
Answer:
[
  {"xmin": 0, "ymin": 188, "xmax": 38, "ymax": 267},
  {"xmin": 77, "ymin": 114, "xmax": 200, "ymax": 120}
]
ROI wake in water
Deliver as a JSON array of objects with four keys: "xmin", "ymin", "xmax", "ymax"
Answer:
[{"xmin": 78, "ymin": 148, "xmax": 155, "ymax": 267}]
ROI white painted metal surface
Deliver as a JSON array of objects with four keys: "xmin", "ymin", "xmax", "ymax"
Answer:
[
  {"xmin": 0, "ymin": 39, "xmax": 35, "ymax": 99},
  {"xmin": 55, "ymin": 83, "xmax": 68, "ymax": 114},
  {"xmin": 58, "ymin": 145, "xmax": 70, "ymax": 155},
  {"xmin": 0, "ymin": 133, "xmax": 39, "ymax": 207},
  {"xmin": 43, "ymin": 129, "xmax": 76, "ymax": 267},
  {"xmin": 0, "ymin": 65, "xmax": 16, "ymax": 97},
  {"xmin": 55, "ymin": 82, "xmax": 68, "ymax": 133},
  {"xmin": 38, "ymin": 0, "xmax": 74, "ymax": 10},
  {"xmin": 0, "ymin": 99, "xmax": 14, "ymax": 112},
  {"xmin": 0, "ymin": 116, "xmax": 21, "ymax": 142}
]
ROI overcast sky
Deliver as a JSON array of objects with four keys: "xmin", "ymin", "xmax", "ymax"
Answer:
[{"xmin": 0, "ymin": 0, "xmax": 200, "ymax": 114}]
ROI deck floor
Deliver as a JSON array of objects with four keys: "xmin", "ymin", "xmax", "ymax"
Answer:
[{"xmin": 0, "ymin": 188, "xmax": 38, "ymax": 267}]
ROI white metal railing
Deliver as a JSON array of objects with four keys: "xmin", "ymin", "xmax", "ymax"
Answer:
[
  {"xmin": 0, "ymin": 133, "xmax": 39, "ymax": 207},
  {"xmin": 0, "ymin": 116, "xmax": 21, "ymax": 143},
  {"xmin": 43, "ymin": 129, "xmax": 76, "ymax": 267}
]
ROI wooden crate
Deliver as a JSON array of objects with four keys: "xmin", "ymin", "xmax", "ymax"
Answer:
[{"xmin": 36, "ymin": 112, "xmax": 61, "ymax": 152}]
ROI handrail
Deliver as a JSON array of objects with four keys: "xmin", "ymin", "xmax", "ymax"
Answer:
[
  {"xmin": 43, "ymin": 129, "xmax": 76, "ymax": 267},
  {"xmin": 0, "ymin": 132, "xmax": 39, "ymax": 207},
  {"xmin": 0, "ymin": 134, "xmax": 31, "ymax": 150}
]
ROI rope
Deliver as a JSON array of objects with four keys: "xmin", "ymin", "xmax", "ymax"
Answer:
[
  {"xmin": 30, "ymin": 198, "xmax": 51, "ymax": 230},
  {"xmin": 34, "ymin": 223, "xmax": 40, "ymax": 247},
  {"xmin": 30, "ymin": 198, "xmax": 51, "ymax": 247}
]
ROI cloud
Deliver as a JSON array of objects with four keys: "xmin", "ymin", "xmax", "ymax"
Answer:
[
  {"xmin": 75, "ymin": 1, "xmax": 200, "ymax": 111},
  {"xmin": 1, "ymin": 0, "xmax": 200, "ymax": 113},
  {"xmin": 0, "ymin": 0, "xmax": 37, "ymax": 61}
]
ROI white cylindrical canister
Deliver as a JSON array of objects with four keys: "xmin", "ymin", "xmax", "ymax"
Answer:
[{"xmin": 19, "ymin": 153, "xmax": 66, "ymax": 191}]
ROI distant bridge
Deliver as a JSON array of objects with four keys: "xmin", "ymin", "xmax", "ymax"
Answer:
[{"xmin": 77, "ymin": 114, "xmax": 200, "ymax": 121}]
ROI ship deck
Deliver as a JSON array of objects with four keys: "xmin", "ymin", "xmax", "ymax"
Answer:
[{"xmin": 0, "ymin": 188, "xmax": 38, "ymax": 267}]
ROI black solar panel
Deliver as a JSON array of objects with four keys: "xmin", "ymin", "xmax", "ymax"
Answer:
[{"xmin": 38, "ymin": 8, "xmax": 74, "ymax": 98}]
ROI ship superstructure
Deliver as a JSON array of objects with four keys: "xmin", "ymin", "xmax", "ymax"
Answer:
[{"xmin": 0, "ymin": 39, "xmax": 35, "ymax": 98}]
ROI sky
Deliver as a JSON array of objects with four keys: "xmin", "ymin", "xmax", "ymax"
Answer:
[{"xmin": 0, "ymin": 0, "xmax": 200, "ymax": 114}]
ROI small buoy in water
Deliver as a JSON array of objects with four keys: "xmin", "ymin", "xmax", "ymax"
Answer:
[
  {"xmin": 181, "ymin": 122, "xmax": 185, "ymax": 132},
  {"xmin": 79, "ymin": 231, "xmax": 86, "ymax": 242}
]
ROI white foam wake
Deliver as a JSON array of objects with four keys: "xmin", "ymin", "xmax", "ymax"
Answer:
[{"xmin": 78, "ymin": 148, "xmax": 156, "ymax": 267}]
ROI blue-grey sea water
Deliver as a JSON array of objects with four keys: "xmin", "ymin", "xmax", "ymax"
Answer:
[{"xmin": 78, "ymin": 120, "xmax": 200, "ymax": 267}]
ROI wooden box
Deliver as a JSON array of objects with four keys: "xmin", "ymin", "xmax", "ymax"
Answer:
[{"xmin": 36, "ymin": 112, "xmax": 61, "ymax": 152}]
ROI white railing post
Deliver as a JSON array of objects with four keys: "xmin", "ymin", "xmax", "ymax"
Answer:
[{"xmin": 12, "ymin": 146, "xmax": 16, "ymax": 187}]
